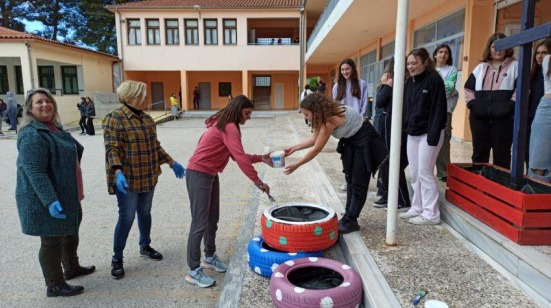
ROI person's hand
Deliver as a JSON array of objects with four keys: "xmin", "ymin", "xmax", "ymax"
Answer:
[
  {"xmin": 171, "ymin": 161, "xmax": 186, "ymax": 179},
  {"xmin": 381, "ymin": 73, "xmax": 393, "ymax": 87},
  {"xmin": 284, "ymin": 147, "xmax": 295, "ymax": 157},
  {"xmin": 115, "ymin": 171, "xmax": 129, "ymax": 194},
  {"xmin": 257, "ymin": 182, "xmax": 270, "ymax": 195},
  {"xmin": 262, "ymin": 153, "xmax": 274, "ymax": 167},
  {"xmin": 48, "ymin": 201, "xmax": 66, "ymax": 219},
  {"xmin": 284, "ymin": 163, "xmax": 299, "ymax": 175}
]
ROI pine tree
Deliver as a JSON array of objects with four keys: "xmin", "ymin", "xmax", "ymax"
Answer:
[{"xmin": 0, "ymin": 0, "xmax": 28, "ymax": 31}]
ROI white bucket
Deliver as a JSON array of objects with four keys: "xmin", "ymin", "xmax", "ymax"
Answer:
[{"xmin": 270, "ymin": 151, "xmax": 285, "ymax": 168}]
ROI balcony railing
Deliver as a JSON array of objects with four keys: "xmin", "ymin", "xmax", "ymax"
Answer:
[
  {"xmin": 306, "ymin": 0, "xmax": 340, "ymax": 51},
  {"xmin": 248, "ymin": 37, "xmax": 299, "ymax": 45}
]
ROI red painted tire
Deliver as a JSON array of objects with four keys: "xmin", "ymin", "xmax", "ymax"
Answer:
[
  {"xmin": 270, "ymin": 257, "xmax": 362, "ymax": 308},
  {"xmin": 261, "ymin": 203, "xmax": 338, "ymax": 252}
]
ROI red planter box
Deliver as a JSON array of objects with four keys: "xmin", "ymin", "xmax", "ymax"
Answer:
[{"xmin": 446, "ymin": 163, "xmax": 551, "ymax": 245}]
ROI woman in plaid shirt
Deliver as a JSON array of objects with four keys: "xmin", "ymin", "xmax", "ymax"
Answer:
[{"xmin": 103, "ymin": 80, "xmax": 186, "ymax": 280}]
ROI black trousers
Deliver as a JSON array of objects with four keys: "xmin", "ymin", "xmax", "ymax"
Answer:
[
  {"xmin": 39, "ymin": 205, "xmax": 82, "ymax": 287},
  {"xmin": 78, "ymin": 116, "xmax": 86, "ymax": 133},
  {"xmin": 469, "ymin": 115, "xmax": 513, "ymax": 169}
]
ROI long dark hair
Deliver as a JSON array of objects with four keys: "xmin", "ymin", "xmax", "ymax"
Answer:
[
  {"xmin": 207, "ymin": 95, "xmax": 254, "ymax": 132},
  {"xmin": 530, "ymin": 39, "xmax": 551, "ymax": 81},
  {"xmin": 433, "ymin": 44, "xmax": 454, "ymax": 66},
  {"xmin": 300, "ymin": 93, "xmax": 344, "ymax": 132},
  {"xmin": 407, "ymin": 48, "xmax": 436, "ymax": 73},
  {"xmin": 481, "ymin": 33, "xmax": 514, "ymax": 63},
  {"xmin": 335, "ymin": 58, "xmax": 361, "ymax": 101},
  {"xmin": 377, "ymin": 57, "xmax": 394, "ymax": 91}
]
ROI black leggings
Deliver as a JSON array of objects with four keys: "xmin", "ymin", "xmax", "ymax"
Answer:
[{"xmin": 78, "ymin": 116, "xmax": 86, "ymax": 132}]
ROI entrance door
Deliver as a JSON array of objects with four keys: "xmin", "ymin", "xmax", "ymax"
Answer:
[
  {"xmin": 151, "ymin": 82, "xmax": 164, "ymax": 110},
  {"xmin": 274, "ymin": 83, "xmax": 285, "ymax": 110},
  {"xmin": 198, "ymin": 82, "xmax": 211, "ymax": 109}
]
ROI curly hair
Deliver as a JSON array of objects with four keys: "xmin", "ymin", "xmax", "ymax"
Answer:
[
  {"xmin": 207, "ymin": 95, "xmax": 254, "ymax": 132},
  {"xmin": 300, "ymin": 93, "xmax": 345, "ymax": 132}
]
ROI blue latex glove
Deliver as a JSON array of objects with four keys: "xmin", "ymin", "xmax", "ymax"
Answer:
[
  {"xmin": 48, "ymin": 201, "xmax": 66, "ymax": 219},
  {"xmin": 172, "ymin": 161, "xmax": 186, "ymax": 179},
  {"xmin": 115, "ymin": 171, "xmax": 129, "ymax": 194}
]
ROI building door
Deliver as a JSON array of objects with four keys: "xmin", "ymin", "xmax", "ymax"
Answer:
[
  {"xmin": 151, "ymin": 82, "xmax": 164, "ymax": 110},
  {"xmin": 198, "ymin": 82, "xmax": 211, "ymax": 109},
  {"xmin": 274, "ymin": 83, "xmax": 285, "ymax": 109}
]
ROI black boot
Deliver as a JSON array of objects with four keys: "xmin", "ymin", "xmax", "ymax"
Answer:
[
  {"xmin": 46, "ymin": 282, "xmax": 84, "ymax": 297},
  {"xmin": 64, "ymin": 265, "xmax": 96, "ymax": 280}
]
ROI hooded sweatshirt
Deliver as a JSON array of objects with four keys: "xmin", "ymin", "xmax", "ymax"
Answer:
[
  {"xmin": 6, "ymin": 91, "xmax": 17, "ymax": 108},
  {"xmin": 464, "ymin": 57, "xmax": 518, "ymax": 120},
  {"xmin": 187, "ymin": 118, "xmax": 262, "ymax": 184}
]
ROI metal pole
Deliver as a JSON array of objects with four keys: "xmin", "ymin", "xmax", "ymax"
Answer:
[{"xmin": 386, "ymin": 0, "xmax": 409, "ymax": 246}]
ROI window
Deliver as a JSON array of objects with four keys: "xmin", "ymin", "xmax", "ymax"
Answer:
[
  {"xmin": 15, "ymin": 66, "xmax": 23, "ymax": 94},
  {"xmin": 165, "ymin": 19, "xmax": 179, "ymax": 45},
  {"xmin": 0, "ymin": 66, "xmax": 8, "ymax": 94},
  {"xmin": 360, "ymin": 50, "xmax": 377, "ymax": 98},
  {"xmin": 219, "ymin": 82, "xmax": 232, "ymax": 96},
  {"xmin": 204, "ymin": 19, "xmax": 218, "ymax": 45},
  {"xmin": 128, "ymin": 19, "xmax": 141, "ymax": 45},
  {"xmin": 381, "ymin": 41, "xmax": 395, "ymax": 59},
  {"xmin": 255, "ymin": 76, "xmax": 271, "ymax": 87},
  {"xmin": 147, "ymin": 19, "xmax": 161, "ymax": 45},
  {"xmin": 61, "ymin": 66, "xmax": 79, "ymax": 95},
  {"xmin": 185, "ymin": 19, "xmax": 199, "ymax": 45},
  {"xmin": 223, "ymin": 19, "xmax": 237, "ymax": 45},
  {"xmin": 38, "ymin": 66, "xmax": 55, "ymax": 93}
]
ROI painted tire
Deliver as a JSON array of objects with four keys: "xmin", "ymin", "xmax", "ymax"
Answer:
[
  {"xmin": 261, "ymin": 203, "xmax": 338, "ymax": 252},
  {"xmin": 270, "ymin": 257, "xmax": 362, "ymax": 308},
  {"xmin": 247, "ymin": 235, "xmax": 324, "ymax": 278}
]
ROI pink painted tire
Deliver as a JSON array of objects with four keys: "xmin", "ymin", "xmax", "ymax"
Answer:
[{"xmin": 270, "ymin": 257, "xmax": 362, "ymax": 308}]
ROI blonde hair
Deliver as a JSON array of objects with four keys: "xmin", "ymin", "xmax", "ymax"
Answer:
[
  {"xmin": 20, "ymin": 88, "xmax": 62, "ymax": 131},
  {"xmin": 117, "ymin": 80, "xmax": 147, "ymax": 107}
]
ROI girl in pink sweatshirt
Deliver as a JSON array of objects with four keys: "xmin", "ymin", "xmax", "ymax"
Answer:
[{"xmin": 185, "ymin": 95, "xmax": 272, "ymax": 288}]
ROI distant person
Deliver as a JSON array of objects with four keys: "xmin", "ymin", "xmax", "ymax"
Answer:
[
  {"xmin": 277, "ymin": 38, "xmax": 282, "ymax": 45},
  {"xmin": 301, "ymin": 84, "xmax": 313, "ymax": 102},
  {"xmin": 102, "ymin": 80, "xmax": 186, "ymax": 279},
  {"xmin": 317, "ymin": 80, "xmax": 326, "ymax": 94},
  {"xmin": 433, "ymin": 44, "xmax": 459, "ymax": 182},
  {"xmin": 0, "ymin": 98, "xmax": 5, "ymax": 136},
  {"xmin": 332, "ymin": 58, "xmax": 368, "ymax": 192},
  {"xmin": 284, "ymin": 93, "xmax": 387, "ymax": 234},
  {"xmin": 6, "ymin": 91, "xmax": 18, "ymax": 130},
  {"xmin": 193, "ymin": 86, "xmax": 200, "ymax": 110},
  {"xmin": 399, "ymin": 48, "xmax": 447, "ymax": 225},
  {"xmin": 16, "ymin": 88, "xmax": 95, "ymax": 297},
  {"xmin": 270, "ymin": 38, "xmax": 275, "ymax": 45},
  {"xmin": 526, "ymin": 39, "xmax": 550, "ymax": 169},
  {"xmin": 464, "ymin": 33, "xmax": 518, "ymax": 169},
  {"xmin": 77, "ymin": 97, "xmax": 87, "ymax": 135},
  {"xmin": 85, "ymin": 97, "xmax": 95, "ymax": 136},
  {"xmin": 170, "ymin": 92, "xmax": 179, "ymax": 120},
  {"xmin": 185, "ymin": 95, "xmax": 272, "ymax": 288},
  {"xmin": 528, "ymin": 53, "xmax": 551, "ymax": 183},
  {"xmin": 227, "ymin": 94, "xmax": 233, "ymax": 102}
]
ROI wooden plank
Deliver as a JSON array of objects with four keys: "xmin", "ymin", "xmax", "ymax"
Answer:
[
  {"xmin": 494, "ymin": 22, "xmax": 551, "ymax": 50},
  {"xmin": 518, "ymin": 229, "xmax": 551, "ymax": 245},
  {"xmin": 523, "ymin": 193, "xmax": 551, "ymax": 211},
  {"xmin": 446, "ymin": 190, "xmax": 520, "ymax": 243},
  {"xmin": 522, "ymin": 212, "xmax": 551, "ymax": 228}
]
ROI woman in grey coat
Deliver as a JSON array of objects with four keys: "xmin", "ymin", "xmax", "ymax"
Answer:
[
  {"xmin": 16, "ymin": 88, "xmax": 95, "ymax": 297},
  {"xmin": 6, "ymin": 91, "xmax": 18, "ymax": 130}
]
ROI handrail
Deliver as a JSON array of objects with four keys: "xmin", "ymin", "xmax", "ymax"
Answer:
[
  {"xmin": 306, "ymin": 0, "xmax": 340, "ymax": 51},
  {"xmin": 146, "ymin": 100, "xmax": 170, "ymax": 119}
]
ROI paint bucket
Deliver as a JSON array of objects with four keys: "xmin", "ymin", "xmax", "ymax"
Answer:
[{"xmin": 270, "ymin": 151, "xmax": 285, "ymax": 168}]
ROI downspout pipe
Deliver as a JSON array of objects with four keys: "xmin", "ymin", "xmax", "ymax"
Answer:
[
  {"xmin": 116, "ymin": 8, "xmax": 125, "ymax": 82},
  {"xmin": 24, "ymin": 41, "xmax": 35, "ymax": 89},
  {"xmin": 299, "ymin": 4, "xmax": 305, "ymax": 109}
]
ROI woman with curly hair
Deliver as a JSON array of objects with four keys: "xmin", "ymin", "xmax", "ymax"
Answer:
[{"xmin": 284, "ymin": 93, "xmax": 388, "ymax": 234}]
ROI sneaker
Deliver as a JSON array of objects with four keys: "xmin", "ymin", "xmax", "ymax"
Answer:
[
  {"xmin": 338, "ymin": 218, "xmax": 360, "ymax": 234},
  {"xmin": 201, "ymin": 254, "xmax": 228, "ymax": 273},
  {"xmin": 399, "ymin": 211, "xmax": 419, "ymax": 219},
  {"xmin": 0, "ymin": 132, "xmax": 4, "ymax": 136},
  {"xmin": 111, "ymin": 258, "xmax": 125, "ymax": 279},
  {"xmin": 440, "ymin": 177, "xmax": 447, "ymax": 182},
  {"xmin": 340, "ymin": 181, "xmax": 347, "ymax": 191},
  {"xmin": 140, "ymin": 245, "xmax": 163, "ymax": 260},
  {"xmin": 408, "ymin": 216, "xmax": 440, "ymax": 225},
  {"xmin": 374, "ymin": 196, "xmax": 387, "ymax": 205},
  {"xmin": 186, "ymin": 268, "xmax": 215, "ymax": 288},
  {"xmin": 383, "ymin": 204, "xmax": 411, "ymax": 212}
]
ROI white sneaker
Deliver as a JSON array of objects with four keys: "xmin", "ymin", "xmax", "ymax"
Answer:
[
  {"xmin": 399, "ymin": 212, "xmax": 419, "ymax": 219},
  {"xmin": 408, "ymin": 216, "xmax": 440, "ymax": 225},
  {"xmin": 340, "ymin": 182, "xmax": 347, "ymax": 191}
]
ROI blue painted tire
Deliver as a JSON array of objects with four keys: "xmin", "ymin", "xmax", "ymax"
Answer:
[{"xmin": 247, "ymin": 235, "xmax": 323, "ymax": 278}]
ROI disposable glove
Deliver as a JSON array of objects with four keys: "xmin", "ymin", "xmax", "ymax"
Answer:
[
  {"xmin": 115, "ymin": 172, "xmax": 129, "ymax": 194},
  {"xmin": 172, "ymin": 161, "xmax": 186, "ymax": 179},
  {"xmin": 48, "ymin": 201, "xmax": 66, "ymax": 219}
]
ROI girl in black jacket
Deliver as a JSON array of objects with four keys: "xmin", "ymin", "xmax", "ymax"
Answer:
[{"xmin": 400, "ymin": 48, "xmax": 447, "ymax": 225}]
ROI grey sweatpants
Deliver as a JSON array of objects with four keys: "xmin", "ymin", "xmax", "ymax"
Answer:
[{"xmin": 186, "ymin": 169, "xmax": 220, "ymax": 271}]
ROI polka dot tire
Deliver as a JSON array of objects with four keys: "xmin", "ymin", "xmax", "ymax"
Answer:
[
  {"xmin": 270, "ymin": 257, "xmax": 362, "ymax": 308},
  {"xmin": 261, "ymin": 203, "xmax": 338, "ymax": 252},
  {"xmin": 247, "ymin": 235, "xmax": 323, "ymax": 278}
]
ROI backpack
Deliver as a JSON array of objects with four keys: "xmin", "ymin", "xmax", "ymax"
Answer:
[{"xmin": 0, "ymin": 101, "xmax": 6, "ymax": 113}]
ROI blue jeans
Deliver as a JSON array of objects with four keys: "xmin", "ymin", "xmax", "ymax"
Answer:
[{"xmin": 113, "ymin": 188, "xmax": 155, "ymax": 259}]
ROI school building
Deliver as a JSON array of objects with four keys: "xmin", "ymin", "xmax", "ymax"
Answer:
[
  {"xmin": 304, "ymin": 0, "xmax": 550, "ymax": 141},
  {"xmin": 0, "ymin": 27, "xmax": 118, "ymax": 124},
  {"xmin": 106, "ymin": 0, "xmax": 303, "ymax": 111}
]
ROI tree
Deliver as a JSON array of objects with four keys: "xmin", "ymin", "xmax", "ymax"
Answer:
[
  {"xmin": 0, "ymin": 0, "xmax": 28, "ymax": 31},
  {"xmin": 25, "ymin": 0, "xmax": 79, "ymax": 42}
]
